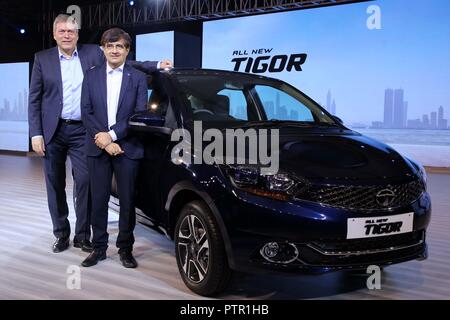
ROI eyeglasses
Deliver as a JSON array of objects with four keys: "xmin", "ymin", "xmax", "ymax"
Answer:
[{"xmin": 105, "ymin": 43, "xmax": 127, "ymax": 51}]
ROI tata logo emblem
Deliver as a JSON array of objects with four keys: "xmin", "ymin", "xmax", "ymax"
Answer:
[{"xmin": 376, "ymin": 189, "xmax": 396, "ymax": 207}]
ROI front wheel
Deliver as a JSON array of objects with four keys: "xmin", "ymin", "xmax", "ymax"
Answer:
[{"xmin": 174, "ymin": 200, "xmax": 232, "ymax": 296}]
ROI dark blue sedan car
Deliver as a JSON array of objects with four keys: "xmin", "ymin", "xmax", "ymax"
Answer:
[{"xmin": 113, "ymin": 68, "xmax": 431, "ymax": 296}]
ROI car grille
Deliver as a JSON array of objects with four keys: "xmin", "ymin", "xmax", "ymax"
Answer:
[{"xmin": 295, "ymin": 179, "xmax": 425, "ymax": 211}]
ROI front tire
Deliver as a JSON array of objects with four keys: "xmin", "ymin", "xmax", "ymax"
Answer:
[{"xmin": 174, "ymin": 200, "xmax": 232, "ymax": 296}]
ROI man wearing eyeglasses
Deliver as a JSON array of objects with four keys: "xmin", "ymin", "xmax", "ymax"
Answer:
[
  {"xmin": 28, "ymin": 14, "xmax": 172, "ymax": 255},
  {"xmin": 80, "ymin": 28, "xmax": 148, "ymax": 268}
]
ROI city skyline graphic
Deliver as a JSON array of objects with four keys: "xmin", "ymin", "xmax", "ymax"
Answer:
[
  {"xmin": 375, "ymin": 88, "xmax": 448, "ymax": 130},
  {"xmin": 0, "ymin": 88, "xmax": 28, "ymax": 121},
  {"xmin": 0, "ymin": 62, "xmax": 29, "ymax": 152},
  {"xmin": 226, "ymin": 87, "xmax": 448, "ymax": 130},
  {"xmin": 340, "ymin": 87, "xmax": 448, "ymax": 130},
  {"xmin": 0, "ymin": 62, "xmax": 29, "ymax": 122}
]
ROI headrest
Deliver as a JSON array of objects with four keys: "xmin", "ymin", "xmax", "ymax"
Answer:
[{"xmin": 210, "ymin": 94, "xmax": 230, "ymax": 115}]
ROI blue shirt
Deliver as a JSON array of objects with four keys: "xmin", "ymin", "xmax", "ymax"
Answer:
[{"xmin": 59, "ymin": 48, "xmax": 84, "ymax": 120}]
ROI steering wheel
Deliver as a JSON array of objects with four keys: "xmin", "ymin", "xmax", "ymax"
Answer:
[{"xmin": 193, "ymin": 108, "xmax": 214, "ymax": 115}]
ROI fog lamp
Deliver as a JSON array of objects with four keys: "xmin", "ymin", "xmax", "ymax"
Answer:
[
  {"xmin": 260, "ymin": 241, "xmax": 299, "ymax": 264},
  {"xmin": 262, "ymin": 242, "xmax": 279, "ymax": 258}
]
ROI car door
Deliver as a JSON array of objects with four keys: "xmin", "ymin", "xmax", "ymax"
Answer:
[{"xmin": 133, "ymin": 73, "xmax": 179, "ymax": 224}]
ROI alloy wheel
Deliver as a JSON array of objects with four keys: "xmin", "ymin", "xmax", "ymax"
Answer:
[{"xmin": 177, "ymin": 214, "xmax": 210, "ymax": 283}]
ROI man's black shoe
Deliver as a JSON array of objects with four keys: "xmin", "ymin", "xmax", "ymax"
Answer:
[
  {"xmin": 119, "ymin": 251, "xmax": 138, "ymax": 268},
  {"xmin": 81, "ymin": 250, "xmax": 106, "ymax": 267},
  {"xmin": 74, "ymin": 239, "xmax": 93, "ymax": 253},
  {"xmin": 52, "ymin": 237, "xmax": 69, "ymax": 253}
]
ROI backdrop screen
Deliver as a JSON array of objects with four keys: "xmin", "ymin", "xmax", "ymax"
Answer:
[
  {"xmin": 203, "ymin": 0, "xmax": 450, "ymax": 167},
  {"xmin": 0, "ymin": 62, "xmax": 29, "ymax": 152},
  {"xmin": 136, "ymin": 31, "xmax": 174, "ymax": 63}
]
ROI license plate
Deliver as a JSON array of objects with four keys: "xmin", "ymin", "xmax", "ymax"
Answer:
[{"xmin": 347, "ymin": 213, "xmax": 414, "ymax": 239}]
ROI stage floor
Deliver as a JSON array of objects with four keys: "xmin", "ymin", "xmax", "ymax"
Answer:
[{"xmin": 1, "ymin": 154, "xmax": 449, "ymax": 299}]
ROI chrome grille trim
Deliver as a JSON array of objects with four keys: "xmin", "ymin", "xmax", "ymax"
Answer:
[
  {"xmin": 305, "ymin": 231, "xmax": 425, "ymax": 256},
  {"xmin": 306, "ymin": 239, "xmax": 424, "ymax": 256}
]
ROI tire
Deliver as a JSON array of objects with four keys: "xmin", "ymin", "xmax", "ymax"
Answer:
[{"xmin": 174, "ymin": 200, "xmax": 232, "ymax": 296}]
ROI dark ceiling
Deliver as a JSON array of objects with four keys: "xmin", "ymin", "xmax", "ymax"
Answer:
[
  {"xmin": 1, "ymin": 0, "xmax": 123, "ymax": 30},
  {"xmin": 0, "ymin": 0, "xmax": 113, "ymax": 61},
  {"xmin": 0, "ymin": 0, "xmax": 117, "ymax": 61},
  {"xmin": 0, "ymin": 0, "xmax": 115, "ymax": 29}
]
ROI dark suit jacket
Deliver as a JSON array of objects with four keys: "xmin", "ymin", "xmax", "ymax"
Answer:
[
  {"xmin": 28, "ymin": 44, "xmax": 157, "ymax": 145},
  {"xmin": 81, "ymin": 62, "xmax": 148, "ymax": 160}
]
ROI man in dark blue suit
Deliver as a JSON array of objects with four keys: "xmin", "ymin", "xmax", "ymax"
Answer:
[
  {"xmin": 80, "ymin": 28, "xmax": 148, "ymax": 268},
  {"xmin": 28, "ymin": 14, "xmax": 171, "ymax": 254}
]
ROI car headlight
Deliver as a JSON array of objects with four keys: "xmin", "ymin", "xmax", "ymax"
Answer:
[
  {"xmin": 222, "ymin": 165, "xmax": 305, "ymax": 201},
  {"xmin": 418, "ymin": 162, "xmax": 427, "ymax": 187},
  {"xmin": 408, "ymin": 158, "xmax": 427, "ymax": 190}
]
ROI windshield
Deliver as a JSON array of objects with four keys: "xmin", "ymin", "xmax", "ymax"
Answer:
[{"xmin": 172, "ymin": 73, "xmax": 337, "ymax": 128}]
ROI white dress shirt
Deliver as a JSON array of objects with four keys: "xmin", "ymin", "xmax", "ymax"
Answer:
[{"xmin": 106, "ymin": 63, "xmax": 125, "ymax": 141}]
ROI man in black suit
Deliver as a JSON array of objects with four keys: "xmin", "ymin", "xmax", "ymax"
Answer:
[
  {"xmin": 28, "ymin": 14, "xmax": 171, "ymax": 254},
  {"xmin": 80, "ymin": 28, "xmax": 148, "ymax": 268}
]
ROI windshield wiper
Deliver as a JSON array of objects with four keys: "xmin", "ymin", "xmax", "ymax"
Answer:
[
  {"xmin": 227, "ymin": 120, "xmax": 344, "ymax": 129},
  {"xmin": 314, "ymin": 122, "xmax": 342, "ymax": 128},
  {"xmin": 228, "ymin": 120, "xmax": 315, "ymax": 129}
]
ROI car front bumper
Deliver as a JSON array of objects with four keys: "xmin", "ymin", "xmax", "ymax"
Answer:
[{"xmin": 214, "ymin": 190, "xmax": 431, "ymax": 273}]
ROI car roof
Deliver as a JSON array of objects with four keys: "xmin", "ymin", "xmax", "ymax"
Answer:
[{"xmin": 159, "ymin": 68, "xmax": 285, "ymax": 84}]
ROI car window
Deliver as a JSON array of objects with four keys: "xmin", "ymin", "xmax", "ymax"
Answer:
[
  {"xmin": 146, "ymin": 76, "xmax": 178, "ymax": 129},
  {"xmin": 177, "ymin": 78, "xmax": 242, "ymax": 122},
  {"xmin": 216, "ymin": 89, "xmax": 248, "ymax": 120},
  {"xmin": 147, "ymin": 88, "xmax": 169, "ymax": 116},
  {"xmin": 175, "ymin": 75, "xmax": 262, "ymax": 124},
  {"xmin": 173, "ymin": 73, "xmax": 336, "ymax": 126},
  {"xmin": 254, "ymin": 85, "xmax": 314, "ymax": 122}
]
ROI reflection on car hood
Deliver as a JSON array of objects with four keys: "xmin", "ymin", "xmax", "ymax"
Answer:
[
  {"xmin": 276, "ymin": 130, "xmax": 415, "ymax": 181},
  {"xmin": 219, "ymin": 128, "xmax": 416, "ymax": 181}
]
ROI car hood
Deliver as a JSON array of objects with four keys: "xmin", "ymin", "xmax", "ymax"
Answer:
[{"xmin": 273, "ymin": 129, "xmax": 416, "ymax": 181}]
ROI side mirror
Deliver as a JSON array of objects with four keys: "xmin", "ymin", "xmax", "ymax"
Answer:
[
  {"xmin": 333, "ymin": 115, "xmax": 344, "ymax": 124},
  {"xmin": 129, "ymin": 111, "xmax": 172, "ymax": 135}
]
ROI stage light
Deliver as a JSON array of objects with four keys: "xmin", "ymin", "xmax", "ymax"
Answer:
[
  {"xmin": 19, "ymin": 28, "xmax": 26, "ymax": 34},
  {"xmin": 129, "ymin": 0, "xmax": 134, "ymax": 6}
]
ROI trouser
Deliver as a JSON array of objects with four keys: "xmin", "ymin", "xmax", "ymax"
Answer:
[
  {"xmin": 88, "ymin": 152, "xmax": 139, "ymax": 253},
  {"xmin": 43, "ymin": 121, "xmax": 91, "ymax": 241}
]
